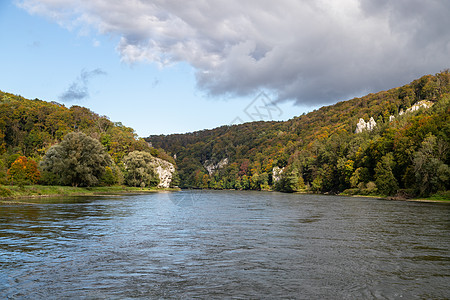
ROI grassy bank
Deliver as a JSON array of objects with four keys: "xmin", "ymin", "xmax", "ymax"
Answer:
[
  {"xmin": 0, "ymin": 185, "xmax": 179, "ymax": 200},
  {"xmin": 341, "ymin": 191, "xmax": 450, "ymax": 203},
  {"xmin": 413, "ymin": 191, "xmax": 450, "ymax": 202}
]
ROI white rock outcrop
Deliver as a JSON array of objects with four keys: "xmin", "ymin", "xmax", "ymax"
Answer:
[
  {"xmin": 272, "ymin": 166, "xmax": 284, "ymax": 182},
  {"xmin": 152, "ymin": 157, "xmax": 175, "ymax": 188},
  {"xmin": 390, "ymin": 100, "xmax": 433, "ymax": 122},
  {"xmin": 204, "ymin": 158, "xmax": 229, "ymax": 175},
  {"xmin": 355, "ymin": 117, "xmax": 377, "ymax": 133},
  {"xmin": 406, "ymin": 100, "xmax": 433, "ymax": 113}
]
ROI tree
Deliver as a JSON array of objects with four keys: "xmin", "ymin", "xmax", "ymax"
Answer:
[
  {"xmin": 337, "ymin": 158, "xmax": 354, "ymax": 189},
  {"xmin": 350, "ymin": 167, "xmax": 370, "ymax": 188},
  {"xmin": 101, "ymin": 165, "xmax": 122, "ymax": 186},
  {"xmin": 374, "ymin": 153, "xmax": 398, "ymax": 195},
  {"xmin": 241, "ymin": 175, "xmax": 250, "ymax": 190},
  {"xmin": 123, "ymin": 151, "xmax": 159, "ymax": 187},
  {"xmin": 275, "ymin": 169, "xmax": 300, "ymax": 193},
  {"xmin": 40, "ymin": 132, "xmax": 112, "ymax": 186},
  {"xmin": 413, "ymin": 134, "xmax": 450, "ymax": 196},
  {"xmin": 0, "ymin": 159, "xmax": 6, "ymax": 184},
  {"xmin": 7, "ymin": 156, "xmax": 40, "ymax": 185}
]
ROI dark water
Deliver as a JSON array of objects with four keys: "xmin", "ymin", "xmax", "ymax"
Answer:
[{"xmin": 1, "ymin": 191, "xmax": 449, "ymax": 299}]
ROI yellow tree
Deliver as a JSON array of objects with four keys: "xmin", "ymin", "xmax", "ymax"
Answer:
[{"xmin": 7, "ymin": 156, "xmax": 40, "ymax": 185}]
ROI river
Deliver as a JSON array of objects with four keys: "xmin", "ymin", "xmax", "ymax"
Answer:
[{"xmin": 1, "ymin": 191, "xmax": 449, "ymax": 299}]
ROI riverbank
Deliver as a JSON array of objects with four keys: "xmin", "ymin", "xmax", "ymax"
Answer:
[
  {"xmin": 1, "ymin": 185, "xmax": 448, "ymax": 203},
  {"xmin": 346, "ymin": 192, "xmax": 450, "ymax": 203},
  {"xmin": 0, "ymin": 185, "xmax": 180, "ymax": 201},
  {"xmin": 338, "ymin": 187, "xmax": 450, "ymax": 203}
]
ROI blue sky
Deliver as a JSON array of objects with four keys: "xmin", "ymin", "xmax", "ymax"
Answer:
[
  {"xmin": 0, "ymin": 2, "xmax": 307, "ymax": 136},
  {"xmin": 1, "ymin": 1, "xmax": 448, "ymax": 137}
]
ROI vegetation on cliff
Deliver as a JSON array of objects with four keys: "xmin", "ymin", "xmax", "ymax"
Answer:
[{"xmin": 148, "ymin": 71, "xmax": 450, "ymax": 198}]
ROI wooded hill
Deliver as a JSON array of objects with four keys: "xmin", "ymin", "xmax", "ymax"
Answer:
[
  {"xmin": 148, "ymin": 71, "xmax": 450, "ymax": 197},
  {"xmin": 0, "ymin": 91, "xmax": 174, "ymax": 187}
]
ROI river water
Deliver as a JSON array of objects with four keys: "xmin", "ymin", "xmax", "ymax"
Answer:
[{"xmin": 1, "ymin": 191, "xmax": 449, "ymax": 299}]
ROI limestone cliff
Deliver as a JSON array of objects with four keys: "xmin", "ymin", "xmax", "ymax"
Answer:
[
  {"xmin": 272, "ymin": 166, "xmax": 284, "ymax": 182},
  {"xmin": 390, "ymin": 100, "xmax": 434, "ymax": 122},
  {"xmin": 204, "ymin": 158, "xmax": 229, "ymax": 175},
  {"xmin": 152, "ymin": 157, "xmax": 176, "ymax": 188},
  {"xmin": 355, "ymin": 117, "xmax": 376, "ymax": 133},
  {"xmin": 357, "ymin": 100, "xmax": 434, "ymax": 130}
]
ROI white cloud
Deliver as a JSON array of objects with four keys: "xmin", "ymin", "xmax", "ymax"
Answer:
[{"xmin": 17, "ymin": 0, "xmax": 450, "ymax": 105}]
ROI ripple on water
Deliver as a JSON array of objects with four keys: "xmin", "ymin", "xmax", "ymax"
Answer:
[{"xmin": 1, "ymin": 191, "xmax": 449, "ymax": 299}]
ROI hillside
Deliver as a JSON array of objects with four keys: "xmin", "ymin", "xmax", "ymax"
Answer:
[
  {"xmin": 0, "ymin": 92, "xmax": 175, "ymax": 187},
  {"xmin": 148, "ymin": 71, "xmax": 450, "ymax": 197}
]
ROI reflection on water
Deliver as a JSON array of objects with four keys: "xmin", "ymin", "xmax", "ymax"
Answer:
[{"xmin": 1, "ymin": 191, "xmax": 449, "ymax": 299}]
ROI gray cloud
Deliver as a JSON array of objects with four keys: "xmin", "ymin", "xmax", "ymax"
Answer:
[
  {"xmin": 59, "ymin": 68, "xmax": 106, "ymax": 102},
  {"xmin": 151, "ymin": 77, "xmax": 160, "ymax": 89},
  {"xmin": 20, "ymin": 0, "xmax": 450, "ymax": 105}
]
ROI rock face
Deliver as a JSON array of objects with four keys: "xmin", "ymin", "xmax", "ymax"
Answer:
[
  {"xmin": 272, "ymin": 166, "xmax": 284, "ymax": 182},
  {"xmin": 390, "ymin": 100, "xmax": 433, "ymax": 121},
  {"xmin": 152, "ymin": 157, "xmax": 175, "ymax": 188},
  {"xmin": 406, "ymin": 100, "xmax": 433, "ymax": 113},
  {"xmin": 204, "ymin": 158, "xmax": 228, "ymax": 175},
  {"xmin": 355, "ymin": 117, "xmax": 377, "ymax": 133}
]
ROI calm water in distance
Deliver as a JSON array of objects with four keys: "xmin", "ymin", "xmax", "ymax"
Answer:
[{"xmin": 1, "ymin": 190, "xmax": 449, "ymax": 299}]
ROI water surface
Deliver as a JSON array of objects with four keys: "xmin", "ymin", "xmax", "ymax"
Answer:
[{"xmin": 1, "ymin": 191, "xmax": 449, "ymax": 299}]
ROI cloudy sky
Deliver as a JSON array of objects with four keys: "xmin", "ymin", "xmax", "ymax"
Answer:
[{"xmin": 1, "ymin": 0, "xmax": 448, "ymax": 136}]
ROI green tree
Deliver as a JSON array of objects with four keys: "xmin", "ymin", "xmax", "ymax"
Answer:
[
  {"xmin": 350, "ymin": 167, "xmax": 370, "ymax": 188},
  {"xmin": 374, "ymin": 153, "xmax": 398, "ymax": 195},
  {"xmin": 0, "ymin": 159, "xmax": 6, "ymax": 184},
  {"xmin": 40, "ymin": 132, "xmax": 112, "ymax": 187},
  {"xmin": 101, "ymin": 166, "xmax": 117, "ymax": 186},
  {"xmin": 123, "ymin": 151, "xmax": 159, "ymax": 187},
  {"xmin": 241, "ymin": 175, "xmax": 250, "ymax": 190},
  {"xmin": 311, "ymin": 176, "xmax": 323, "ymax": 193},
  {"xmin": 234, "ymin": 178, "xmax": 242, "ymax": 190},
  {"xmin": 275, "ymin": 169, "xmax": 300, "ymax": 193},
  {"xmin": 413, "ymin": 134, "xmax": 450, "ymax": 196},
  {"xmin": 250, "ymin": 173, "xmax": 260, "ymax": 190},
  {"xmin": 337, "ymin": 158, "xmax": 354, "ymax": 188}
]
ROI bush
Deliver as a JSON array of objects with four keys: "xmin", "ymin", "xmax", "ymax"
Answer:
[{"xmin": 0, "ymin": 185, "xmax": 12, "ymax": 197}]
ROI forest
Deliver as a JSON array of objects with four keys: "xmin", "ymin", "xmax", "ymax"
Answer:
[
  {"xmin": 1, "ymin": 71, "xmax": 449, "ymax": 199},
  {"xmin": 148, "ymin": 71, "xmax": 450, "ymax": 198},
  {"xmin": 0, "ymin": 91, "xmax": 175, "ymax": 192}
]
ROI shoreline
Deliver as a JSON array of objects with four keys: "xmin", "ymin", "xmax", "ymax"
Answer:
[
  {"xmin": 347, "ymin": 194, "xmax": 450, "ymax": 203},
  {"xmin": 0, "ymin": 185, "xmax": 180, "ymax": 203},
  {"xmin": 290, "ymin": 189, "xmax": 450, "ymax": 203},
  {"xmin": 1, "ymin": 185, "xmax": 448, "ymax": 204}
]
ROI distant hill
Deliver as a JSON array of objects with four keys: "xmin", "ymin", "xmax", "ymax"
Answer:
[{"xmin": 148, "ymin": 71, "xmax": 450, "ymax": 197}]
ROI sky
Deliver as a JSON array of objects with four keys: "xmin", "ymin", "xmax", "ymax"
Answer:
[{"xmin": 1, "ymin": 0, "xmax": 449, "ymax": 137}]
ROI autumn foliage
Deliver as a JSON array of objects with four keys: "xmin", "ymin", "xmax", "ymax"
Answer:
[
  {"xmin": 7, "ymin": 156, "xmax": 40, "ymax": 184},
  {"xmin": 148, "ymin": 71, "xmax": 450, "ymax": 197},
  {"xmin": 0, "ymin": 90, "xmax": 175, "ymax": 187}
]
